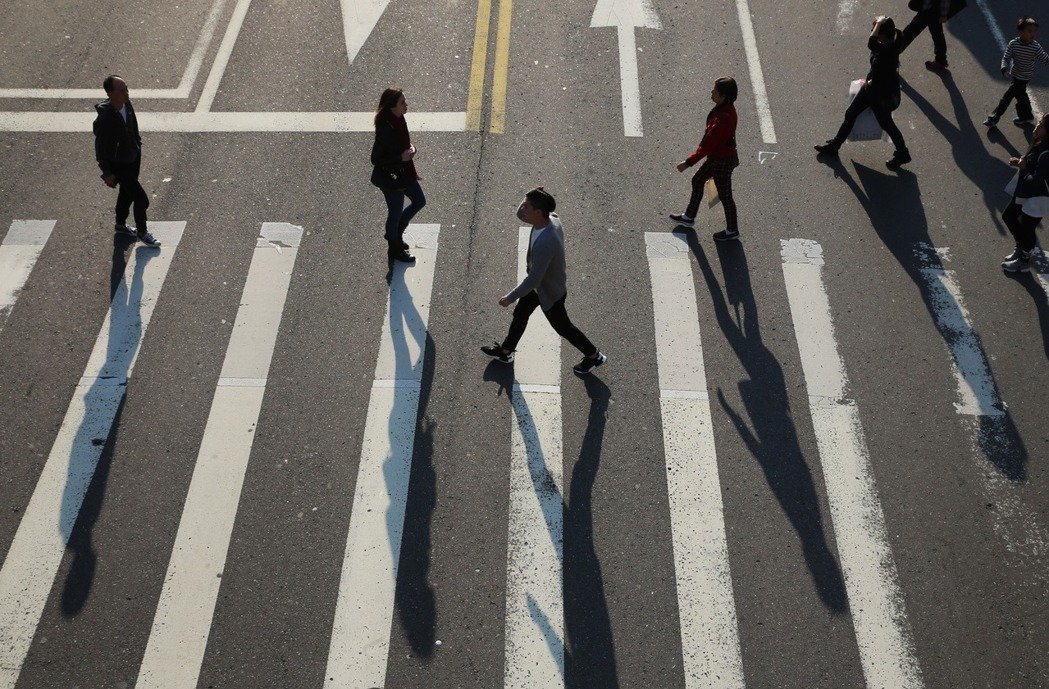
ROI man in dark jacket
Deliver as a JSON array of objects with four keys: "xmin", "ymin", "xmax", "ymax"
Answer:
[{"xmin": 94, "ymin": 75, "xmax": 159, "ymax": 247}]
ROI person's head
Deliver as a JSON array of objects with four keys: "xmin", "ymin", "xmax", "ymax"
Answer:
[
  {"xmin": 374, "ymin": 87, "xmax": 406, "ymax": 127},
  {"xmin": 1018, "ymin": 17, "xmax": 1039, "ymax": 42},
  {"xmin": 516, "ymin": 187, "xmax": 556, "ymax": 225},
  {"xmin": 1032, "ymin": 114, "xmax": 1049, "ymax": 148},
  {"xmin": 711, "ymin": 77, "xmax": 737, "ymax": 105},
  {"xmin": 876, "ymin": 16, "xmax": 898, "ymax": 41},
  {"xmin": 103, "ymin": 75, "xmax": 128, "ymax": 108}
]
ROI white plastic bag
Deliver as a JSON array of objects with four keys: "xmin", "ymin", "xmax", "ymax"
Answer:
[{"xmin": 846, "ymin": 79, "xmax": 887, "ymax": 142}]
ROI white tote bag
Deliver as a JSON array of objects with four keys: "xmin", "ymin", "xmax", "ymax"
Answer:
[{"xmin": 846, "ymin": 79, "xmax": 888, "ymax": 142}]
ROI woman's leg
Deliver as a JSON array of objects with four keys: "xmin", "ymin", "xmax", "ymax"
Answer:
[
  {"xmin": 1002, "ymin": 200, "xmax": 1038, "ymax": 252},
  {"xmin": 685, "ymin": 160, "xmax": 714, "ymax": 218},
  {"xmin": 830, "ymin": 87, "xmax": 872, "ymax": 147},
  {"xmin": 382, "ymin": 187, "xmax": 406, "ymax": 247},
  {"xmin": 712, "ymin": 167, "xmax": 737, "ymax": 231},
  {"xmin": 397, "ymin": 180, "xmax": 427, "ymax": 233},
  {"xmin": 872, "ymin": 106, "xmax": 907, "ymax": 153}
]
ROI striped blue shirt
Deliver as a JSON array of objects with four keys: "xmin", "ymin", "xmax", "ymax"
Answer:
[{"xmin": 1002, "ymin": 38, "xmax": 1049, "ymax": 81}]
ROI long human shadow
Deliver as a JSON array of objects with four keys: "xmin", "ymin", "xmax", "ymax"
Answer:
[
  {"xmin": 61, "ymin": 233, "xmax": 147, "ymax": 615},
  {"xmin": 482, "ymin": 362, "xmax": 619, "ymax": 688},
  {"xmin": 677, "ymin": 230, "xmax": 849, "ymax": 612},
  {"xmin": 901, "ymin": 76, "xmax": 1015, "ymax": 235},
  {"xmin": 823, "ymin": 156, "xmax": 1029, "ymax": 481},
  {"xmin": 385, "ymin": 257, "xmax": 438, "ymax": 658},
  {"xmin": 1005, "ymin": 269, "xmax": 1049, "ymax": 362}
]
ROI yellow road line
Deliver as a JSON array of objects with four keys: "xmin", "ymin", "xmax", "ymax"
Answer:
[
  {"xmin": 489, "ymin": 0, "xmax": 513, "ymax": 134},
  {"xmin": 465, "ymin": 0, "xmax": 493, "ymax": 131}
]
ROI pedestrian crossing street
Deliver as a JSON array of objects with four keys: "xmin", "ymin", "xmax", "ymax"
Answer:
[{"xmin": 0, "ymin": 216, "xmax": 1046, "ymax": 688}]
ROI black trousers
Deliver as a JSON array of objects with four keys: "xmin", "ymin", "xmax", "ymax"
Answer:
[
  {"xmin": 113, "ymin": 158, "xmax": 149, "ymax": 233},
  {"xmin": 1003, "ymin": 199, "xmax": 1041, "ymax": 252},
  {"xmin": 899, "ymin": 8, "xmax": 947, "ymax": 62},
  {"xmin": 502, "ymin": 291, "xmax": 597, "ymax": 357},
  {"xmin": 832, "ymin": 84, "xmax": 907, "ymax": 153},
  {"xmin": 992, "ymin": 79, "xmax": 1033, "ymax": 120}
]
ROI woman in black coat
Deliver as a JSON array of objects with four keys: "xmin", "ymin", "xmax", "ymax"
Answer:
[
  {"xmin": 816, "ymin": 16, "xmax": 911, "ymax": 169},
  {"xmin": 1001, "ymin": 114, "xmax": 1049, "ymax": 272},
  {"xmin": 371, "ymin": 88, "xmax": 426, "ymax": 263}
]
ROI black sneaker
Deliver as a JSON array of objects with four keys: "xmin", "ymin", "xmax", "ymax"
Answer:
[
  {"xmin": 389, "ymin": 250, "xmax": 416, "ymax": 263},
  {"xmin": 138, "ymin": 231, "xmax": 162, "ymax": 247},
  {"xmin": 814, "ymin": 141, "xmax": 839, "ymax": 156},
  {"xmin": 886, "ymin": 149, "xmax": 912, "ymax": 170},
  {"xmin": 669, "ymin": 213, "xmax": 694, "ymax": 226},
  {"xmin": 1014, "ymin": 115, "xmax": 1036, "ymax": 126},
  {"xmin": 114, "ymin": 223, "xmax": 138, "ymax": 238},
  {"xmin": 572, "ymin": 352, "xmax": 607, "ymax": 375},
  {"xmin": 481, "ymin": 342, "xmax": 514, "ymax": 363},
  {"xmin": 713, "ymin": 229, "xmax": 740, "ymax": 242},
  {"xmin": 983, "ymin": 115, "xmax": 999, "ymax": 127}
]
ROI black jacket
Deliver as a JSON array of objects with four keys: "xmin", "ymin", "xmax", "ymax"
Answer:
[
  {"xmin": 866, "ymin": 35, "xmax": 902, "ymax": 103},
  {"xmin": 1016, "ymin": 149, "xmax": 1049, "ymax": 199},
  {"xmin": 93, "ymin": 100, "xmax": 142, "ymax": 176},
  {"xmin": 370, "ymin": 119, "xmax": 411, "ymax": 188}
]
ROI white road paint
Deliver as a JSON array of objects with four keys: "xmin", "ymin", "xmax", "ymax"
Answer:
[
  {"xmin": 836, "ymin": 0, "xmax": 857, "ymax": 34},
  {"xmin": 734, "ymin": 0, "xmax": 777, "ymax": 144},
  {"xmin": 0, "ymin": 0, "xmax": 228, "ymax": 100},
  {"xmin": 324, "ymin": 224, "xmax": 440, "ymax": 689},
  {"xmin": 0, "ymin": 111, "xmax": 466, "ymax": 132},
  {"xmin": 644, "ymin": 232, "xmax": 744, "ymax": 689},
  {"xmin": 0, "ymin": 221, "xmax": 55, "ymax": 328},
  {"xmin": 196, "ymin": 0, "xmax": 255, "ymax": 112},
  {"xmin": 974, "ymin": 0, "xmax": 1042, "ymax": 118},
  {"xmin": 340, "ymin": 0, "xmax": 391, "ymax": 67},
  {"xmin": 915, "ymin": 244, "xmax": 1047, "ymax": 561},
  {"xmin": 590, "ymin": 0, "xmax": 662, "ymax": 137},
  {"xmin": 780, "ymin": 238, "xmax": 923, "ymax": 689},
  {"xmin": 504, "ymin": 227, "xmax": 564, "ymax": 688},
  {"xmin": 0, "ymin": 223, "xmax": 184, "ymax": 689},
  {"xmin": 135, "ymin": 223, "xmax": 303, "ymax": 689}
]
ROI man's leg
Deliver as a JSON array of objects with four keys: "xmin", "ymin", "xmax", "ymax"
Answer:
[
  {"xmin": 898, "ymin": 10, "xmax": 928, "ymax": 53},
  {"xmin": 542, "ymin": 296, "xmax": 597, "ymax": 357},
  {"xmin": 502, "ymin": 291, "xmax": 542, "ymax": 352},
  {"xmin": 926, "ymin": 10, "xmax": 947, "ymax": 62},
  {"xmin": 685, "ymin": 161, "xmax": 714, "ymax": 218}
]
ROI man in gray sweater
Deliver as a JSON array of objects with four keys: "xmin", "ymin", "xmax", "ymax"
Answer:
[{"xmin": 482, "ymin": 188, "xmax": 607, "ymax": 375}]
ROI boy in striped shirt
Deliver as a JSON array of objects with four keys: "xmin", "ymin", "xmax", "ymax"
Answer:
[{"xmin": 985, "ymin": 17, "xmax": 1049, "ymax": 127}]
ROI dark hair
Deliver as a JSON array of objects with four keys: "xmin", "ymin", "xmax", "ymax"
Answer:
[
  {"xmin": 374, "ymin": 87, "xmax": 404, "ymax": 128},
  {"xmin": 878, "ymin": 17, "xmax": 902, "ymax": 43},
  {"xmin": 1018, "ymin": 16, "xmax": 1039, "ymax": 31},
  {"xmin": 102, "ymin": 75, "xmax": 122, "ymax": 93},
  {"xmin": 525, "ymin": 187, "xmax": 556, "ymax": 215},
  {"xmin": 713, "ymin": 77, "xmax": 738, "ymax": 104},
  {"xmin": 1030, "ymin": 113, "xmax": 1049, "ymax": 151}
]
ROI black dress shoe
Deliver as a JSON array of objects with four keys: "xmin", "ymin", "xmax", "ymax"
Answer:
[{"xmin": 389, "ymin": 250, "xmax": 416, "ymax": 263}]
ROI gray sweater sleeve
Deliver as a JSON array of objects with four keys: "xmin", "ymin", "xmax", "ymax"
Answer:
[{"xmin": 505, "ymin": 238, "xmax": 554, "ymax": 303}]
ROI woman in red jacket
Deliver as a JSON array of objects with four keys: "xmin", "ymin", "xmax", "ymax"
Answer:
[{"xmin": 670, "ymin": 77, "xmax": 740, "ymax": 241}]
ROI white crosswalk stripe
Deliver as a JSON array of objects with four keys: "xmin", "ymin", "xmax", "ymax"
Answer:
[
  {"xmin": 0, "ymin": 220, "xmax": 55, "ymax": 330},
  {"xmin": 136, "ymin": 222, "xmax": 304, "ymax": 689},
  {"xmin": 0, "ymin": 222, "xmax": 184, "ymax": 689}
]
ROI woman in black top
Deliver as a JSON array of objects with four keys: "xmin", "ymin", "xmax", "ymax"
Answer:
[
  {"xmin": 816, "ymin": 16, "xmax": 911, "ymax": 170},
  {"xmin": 1001, "ymin": 114, "xmax": 1049, "ymax": 272},
  {"xmin": 371, "ymin": 87, "xmax": 425, "ymax": 263}
]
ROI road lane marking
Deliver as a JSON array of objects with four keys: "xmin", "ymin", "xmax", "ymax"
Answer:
[
  {"xmin": 734, "ymin": 0, "xmax": 777, "ymax": 144},
  {"xmin": 974, "ymin": 0, "xmax": 1042, "ymax": 118},
  {"xmin": 324, "ymin": 224, "xmax": 440, "ymax": 689},
  {"xmin": 0, "ymin": 0, "xmax": 228, "ymax": 100},
  {"xmin": 590, "ymin": 0, "xmax": 661, "ymax": 137},
  {"xmin": 504, "ymin": 227, "xmax": 565, "ymax": 688},
  {"xmin": 0, "ymin": 220, "xmax": 55, "ymax": 328},
  {"xmin": 340, "ymin": 0, "xmax": 391, "ymax": 67},
  {"xmin": 196, "ymin": 0, "xmax": 255, "ymax": 112},
  {"xmin": 780, "ymin": 238, "xmax": 923, "ymax": 689},
  {"xmin": 465, "ymin": 0, "xmax": 494, "ymax": 131},
  {"xmin": 914, "ymin": 244, "xmax": 1047, "ymax": 560},
  {"xmin": 0, "ymin": 111, "xmax": 466, "ymax": 132},
  {"xmin": 0, "ymin": 223, "xmax": 185, "ymax": 689},
  {"xmin": 489, "ymin": 0, "xmax": 513, "ymax": 134},
  {"xmin": 135, "ymin": 223, "xmax": 303, "ymax": 689},
  {"xmin": 643, "ymin": 232, "xmax": 744, "ymax": 689}
]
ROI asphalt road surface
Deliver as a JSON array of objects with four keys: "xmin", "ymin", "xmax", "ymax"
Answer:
[{"xmin": 0, "ymin": 0, "xmax": 1047, "ymax": 687}]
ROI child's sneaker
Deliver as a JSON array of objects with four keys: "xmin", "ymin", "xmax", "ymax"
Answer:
[
  {"xmin": 1014, "ymin": 115, "xmax": 1036, "ymax": 126},
  {"xmin": 983, "ymin": 115, "xmax": 999, "ymax": 127},
  {"xmin": 669, "ymin": 213, "xmax": 694, "ymax": 226}
]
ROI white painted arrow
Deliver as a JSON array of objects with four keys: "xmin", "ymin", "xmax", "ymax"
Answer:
[
  {"xmin": 591, "ymin": 0, "xmax": 661, "ymax": 137},
  {"xmin": 341, "ymin": 0, "xmax": 390, "ymax": 67}
]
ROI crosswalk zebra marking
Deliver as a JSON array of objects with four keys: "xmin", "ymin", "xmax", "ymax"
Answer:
[
  {"xmin": 0, "ymin": 222, "xmax": 185, "ymax": 689},
  {"xmin": 504, "ymin": 226, "xmax": 565, "ymax": 688},
  {"xmin": 324, "ymin": 224, "xmax": 440, "ymax": 689},
  {"xmin": 780, "ymin": 238, "xmax": 924, "ymax": 689},
  {"xmin": 0, "ymin": 220, "xmax": 55, "ymax": 328},
  {"xmin": 136, "ymin": 222, "xmax": 304, "ymax": 689},
  {"xmin": 643, "ymin": 232, "xmax": 744, "ymax": 689}
]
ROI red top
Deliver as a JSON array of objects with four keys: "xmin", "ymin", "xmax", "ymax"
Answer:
[{"xmin": 685, "ymin": 104, "xmax": 738, "ymax": 165}]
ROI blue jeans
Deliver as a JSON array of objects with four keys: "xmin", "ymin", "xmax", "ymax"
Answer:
[{"xmin": 381, "ymin": 180, "xmax": 426, "ymax": 248}]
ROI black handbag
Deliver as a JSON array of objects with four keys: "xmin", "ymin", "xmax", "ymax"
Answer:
[{"xmin": 370, "ymin": 164, "xmax": 409, "ymax": 189}]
